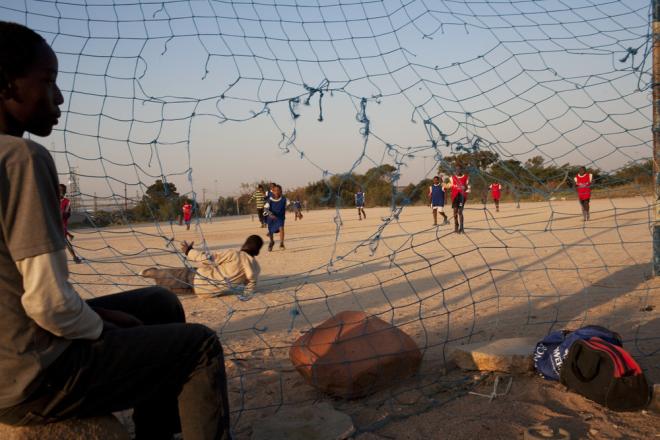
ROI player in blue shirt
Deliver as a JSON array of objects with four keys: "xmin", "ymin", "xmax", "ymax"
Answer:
[
  {"xmin": 355, "ymin": 190, "xmax": 366, "ymax": 220},
  {"xmin": 293, "ymin": 199, "xmax": 303, "ymax": 221},
  {"xmin": 428, "ymin": 176, "xmax": 449, "ymax": 226},
  {"xmin": 264, "ymin": 184, "xmax": 287, "ymax": 251}
]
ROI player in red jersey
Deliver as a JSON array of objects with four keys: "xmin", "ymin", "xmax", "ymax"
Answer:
[
  {"xmin": 574, "ymin": 166, "xmax": 593, "ymax": 221},
  {"xmin": 182, "ymin": 200, "xmax": 193, "ymax": 230},
  {"xmin": 489, "ymin": 181, "xmax": 502, "ymax": 212},
  {"xmin": 447, "ymin": 166, "xmax": 470, "ymax": 234},
  {"xmin": 59, "ymin": 184, "xmax": 81, "ymax": 263}
]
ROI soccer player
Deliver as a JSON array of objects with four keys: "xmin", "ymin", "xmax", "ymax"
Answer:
[
  {"xmin": 447, "ymin": 166, "xmax": 470, "ymax": 234},
  {"xmin": 141, "ymin": 235, "xmax": 263, "ymax": 296},
  {"xmin": 293, "ymin": 199, "xmax": 303, "ymax": 221},
  {"xmin": 59, "ymin": 184, "xmax": 81, "ymax": 263},
  {"xmin": 249, "ymin": 185, "xmax": 266, "ymax": 228},
  {"xmin": 355, "ymin": 189, "xmax": 366, "ymax": 220},
  {"xmin": 0, "ymin": 21, "xmax": 230, "ymax": 438},
  {"xmin": 428, "ymin": 176, "xmax": 449, "ymax": 226},
  {"xmin": 204, "ymin": 202, "xmax": 213, "ymax": 223},
  {"xmin": 264, "ymin": 184, "xmax": 287, "ymax": 251},
  {"xmin": 182, "ymin": 199, "xmax": 193, "ymax": 230},
  {"xmin": 489, "ymin": 181, "xmax": 502, "ymax": 212},
  {"xmin": 574, "ymin": 166, "xmax": 593, "ymax": 221}
]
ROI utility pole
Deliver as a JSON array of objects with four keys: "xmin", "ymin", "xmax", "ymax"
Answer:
[
  {"xmin": 654, "ymin": 0, "xmax": 660, "ymax": 275},
  {"xmin": 124, "ymin": 183, "xmax": 128, "ymax": 211},
  {"xmin": 236, "ymin": 198, "xmax": 240, "ymax": 215},
  {"xmin": 93, "ymin": 192, "xmax": 98, "ymax": 212}
]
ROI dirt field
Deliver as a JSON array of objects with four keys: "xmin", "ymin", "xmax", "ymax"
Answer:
[{"xmin": 69, "ymin": 197, "xmax": 660, "ymax": 439}]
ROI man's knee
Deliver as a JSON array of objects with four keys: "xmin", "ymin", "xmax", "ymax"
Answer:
[
  {"xmin": 140, "ymin": 286, "xmax": 186, "ymax": 323},
  {"xmin": 182, "ymin": 324, "xmax": 224, "ymax": 365}
]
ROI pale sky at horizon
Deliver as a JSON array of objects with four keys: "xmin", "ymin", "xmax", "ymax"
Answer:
[{"xmin": 1, "ymin": 0, "xmax": 652, "ymax": 201}]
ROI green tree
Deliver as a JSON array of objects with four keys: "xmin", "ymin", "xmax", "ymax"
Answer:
[
  {"xmin": 132, "ymin": 179, "xmax": 182, "ymax": 221},
  {"xmin": 612, "ymin": 159, "xmax": 653, "ymax": 186}
]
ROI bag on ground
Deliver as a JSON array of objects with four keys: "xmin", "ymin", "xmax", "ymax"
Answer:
[
  {"xmin": 560, "ymin": 337, "xmax": 650, "ymax": 411},
  {"xmin": 533, "ymin": 325, "xmax": 622, "ymax": 380}
]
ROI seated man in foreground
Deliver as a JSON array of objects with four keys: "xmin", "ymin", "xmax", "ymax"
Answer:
[
  {"xmin": 0, "ymin": 21, "xmax": 230, "ymax": 439},
  {"xmin": 140, "ymin": 235, "xmax": 263, "ymax": 297}
]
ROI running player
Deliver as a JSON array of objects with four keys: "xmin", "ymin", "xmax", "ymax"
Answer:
[
  {"xmin": 264, "ymin": 184, "xmax": 287, "ymax": 251},
  {"xmin": 182, "ymin": 200, "xmax": 193, "ymax": 230},
  {"xmin": 355, "ymin": 189, "xmax": 366, "ymax": 220},
  {"xmin": 574, "ymin": 166, "xmax": 593, "ymax": 221},
  {"xmin": 448, "ymin": 166, "xmax": 470, "ymax": 234},
  {"xmin": 249, "ymin": 185, "xmax": 266, "ymax": 228},
  {"xmin": 293, "ymin": 199, "xmax": 303, "ymax": 221},
  {"xmin": 489, "ymin": 181, "xmax": 502, "ymax": 212},
  {"xmin": 428, "ymin": 176, "xmax": 449, "ymax": 226}
]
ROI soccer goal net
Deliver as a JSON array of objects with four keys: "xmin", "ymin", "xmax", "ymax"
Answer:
[{"xmin": 3, "ymin": 0, "xmax": 658, "ymax": 435}]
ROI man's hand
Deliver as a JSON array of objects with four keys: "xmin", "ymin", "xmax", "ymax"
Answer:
[
  {"xmin": 93, "ymin": 307, "xmax": 143, "ymax": 331},
  {"xmin": 181, "ymin": 240, "xmax": 194, "ymax": 255}
]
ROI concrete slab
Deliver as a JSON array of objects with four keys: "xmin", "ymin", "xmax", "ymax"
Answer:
[{"xmin": 449, "ymin": 337, "xmax": 537, "ymax": 374}]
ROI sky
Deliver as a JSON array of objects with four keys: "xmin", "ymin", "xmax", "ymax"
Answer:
[{"xmin": 0, "ymin": 0, "xmax": 652, "ymax": 202}]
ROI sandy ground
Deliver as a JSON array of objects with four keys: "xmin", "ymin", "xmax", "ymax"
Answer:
[{"xmin": 68, "ymin": 197, "xmax": 660, "ymax": 439}]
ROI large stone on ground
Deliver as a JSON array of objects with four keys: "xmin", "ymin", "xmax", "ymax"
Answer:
[
  {"xmin": 0, "ymin": 415, "xmax": 129, "ymax": 440},
  {"xmin": 449, "ymin": 337, "xmax": 537, "ymax": 374},
  {"xmin": 289, "ymin": 310, "xmax": 422, "ymax": 399},
  {"xmin": 251, "ymin": 402, "xmax": 354, "ymax": 440}
]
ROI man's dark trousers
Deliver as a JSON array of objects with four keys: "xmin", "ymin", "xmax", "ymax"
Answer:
[{"xmin": 0, "ymin": 287, "xmax": 230, "ymax": 440}]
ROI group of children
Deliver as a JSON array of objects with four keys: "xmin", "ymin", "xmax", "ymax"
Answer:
[
  {"xmin": 426, "ymin": 167, "xmax": 473, "ymax": 234},
  {"xmin": 423, "ymin": 165, "xmax": 594, "ymax": 233},
  {"xmin": 248, "ymin": 183, "xmax": 307, "ymax": 252},
  {"xmin": 140, "ymin": 167, "xmax": 594, "ymax": 304}
]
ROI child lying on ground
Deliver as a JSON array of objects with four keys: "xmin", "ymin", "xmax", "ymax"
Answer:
[{"xmin": 141, "ymin": 235, "xmax": 263, "ymax": 296}]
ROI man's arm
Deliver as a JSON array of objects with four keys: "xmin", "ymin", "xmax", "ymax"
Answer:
[
  {"xmin": 16, "ymin": 249, "xmax": 103, "ymax": 339},
  {"xmin": 243, "ymin": 260, "xmax": 259, "ymax": 295},
  {"xmin": 186, "ymin": 244, "xmax": 232, "ymax": 266}
]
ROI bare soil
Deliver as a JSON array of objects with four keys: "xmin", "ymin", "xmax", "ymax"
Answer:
[{"xmin": 70, "ymin": 197, "xmax": 660, "ymax": 439}]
